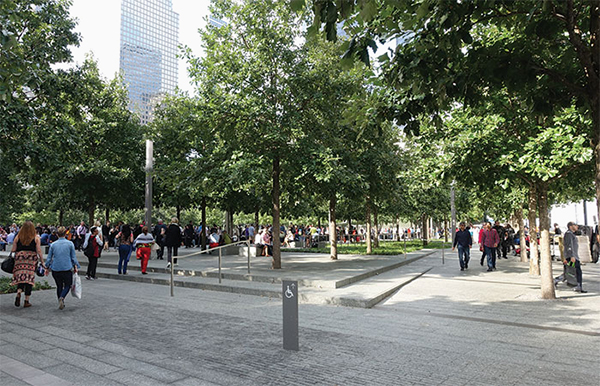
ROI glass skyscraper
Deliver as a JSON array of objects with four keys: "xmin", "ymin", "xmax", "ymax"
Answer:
[{"xmin": 120, "ymin": 0, "xmax": 179, "ymax": 125}]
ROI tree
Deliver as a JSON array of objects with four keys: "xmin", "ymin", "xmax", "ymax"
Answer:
[
  {"xmin": 309, "ymin": 0, "xmax": 599, "ymax": 252},
  {"xmin": 0, "ymin": 0, "xmax": 79, "ymax": 214},
  {"xmin": 31, "ymin": 59, "xmax": 145, "ymax": 225},
  {"xmin": 439, "ymin": 101, "xmax": 592, "ymax": 299},
  {"xmin": 291, "ymin": 37, "xmax": 368, "ymax": 259},
  {"xmin": 186, "ymin": 0, "xmax": 316, "ymax": 269}
]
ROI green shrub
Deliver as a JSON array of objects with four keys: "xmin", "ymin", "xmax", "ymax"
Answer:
[{"xmin": 0, "ymin": 277, "xmax": 53, "ymax": 294}]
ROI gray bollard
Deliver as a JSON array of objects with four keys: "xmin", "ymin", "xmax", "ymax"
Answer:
[{"xmin": 282, "ymin": 280, "xmax": 299, "ymax": 351}]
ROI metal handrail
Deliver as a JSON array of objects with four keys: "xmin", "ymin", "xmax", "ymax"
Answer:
[{"xmin": 169, "ymin": 240, "xmax": 253, "ymax": 296}]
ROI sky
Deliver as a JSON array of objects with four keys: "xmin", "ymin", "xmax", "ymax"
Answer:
[{"xmin": 66, "ymin": 0, "xmax": 212, "ymax": 94}]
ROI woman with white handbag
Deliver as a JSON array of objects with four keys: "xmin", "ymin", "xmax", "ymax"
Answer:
[{"xmin": 44, "ymin": 226, "xmax": 80, "ymax": 310}]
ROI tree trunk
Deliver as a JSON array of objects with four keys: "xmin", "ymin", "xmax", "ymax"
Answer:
[
  {"xmin": 58, "ymin": 209, "xmax": 64, "ymax": 226},
  {"xmin": 538, "ymin": 182, "xmax": 555, "ymax": 299},
  {"xmin": 88, "ymin": 199, "xmax": 95, "ymax": 227},
  {"xmin": 516, "ymin": 208, "xmax": 527, "ymax": 263},
  {"xmin": 255, "ymin": 207, "xmax": 259, "ymax": 229},
  {"xmin": 373, "ymin": 205, "xmax": 380, "ymax": 248},
  {"xmin": 176, "ymin": 205, "xmax": 181, "ymax": 221},
  {"xmin": 594, "ymin": 118, "xmax": 600, "ymax": 238},
  {"xmin": 365, "ymin": 199, "xmax": 372, "ymax": 254},
  {"xmin": 329, "ymin": 195, "xmax": 337, "ymax": 260},
  {"xmin": 422, "ymin": 214, "xmax": 429, "ymax": 247},
  {"xmin": 444, "ymin": 218, "xmax": 448, "ymax": 243},
  {"xmin": 272, "ymin": 155, "xmax": 281, "ymax": 269},
  {"xmin": 396, "ymin": 217, "xmax": 400, "ymax": 241},
  {"xmin": 105, "ymin": 208, "xmax": 110, "ymax": 223},
  {"xmin": 201, "ymin": 196, "xmax": 207, "ymax": 250},
  {"xmin": 528, "ymin": 186, "xmax": 540, "ymax": 275},
  {"xmin": 586, "ymin": 3, "xmax": 600, "ymax": 233}
]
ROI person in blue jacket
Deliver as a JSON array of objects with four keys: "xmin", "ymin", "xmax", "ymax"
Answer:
[
  {"xmin": 45, "ymin": 226, "xmax": 80, "ymax": 310},
  {"xmin": 452, "ymin": 222, "xmax": 473, "ymax": 271}
]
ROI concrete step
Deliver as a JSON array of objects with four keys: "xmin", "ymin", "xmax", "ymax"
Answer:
[
  {"xmin": 78, "ymin": 251, "xmax": 433, "ymax": 290},
  {"xmin": 299, "ymin": 264, "xmax": 433, "ymax": 308},
  {"xmin": 334, "ymin": 252, "xmax": 433, "ymax": 288},
  {"xmin": 82, "ymin": 261, "xmax": 282, "ymax": 285},
  {"xmin": 88, "ymin": 267, "xmax": 282, "ymax": 298},
  {"xmin": 82, "ymin": 260, "xmax": 433, "ymax": 309}
]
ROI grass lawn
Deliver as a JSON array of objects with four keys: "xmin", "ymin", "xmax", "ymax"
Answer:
[
  {"xmin": 286, "ymin": 239, "xmax": 450, "ymax": 255},
  {"xmin": 0, "ymin": 276, "xmax": 53, "ymax": 294}
]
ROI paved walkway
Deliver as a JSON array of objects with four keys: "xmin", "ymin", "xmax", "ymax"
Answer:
[{"xmin": 0, "ymin": 248, "xmax": 598, "ymax": 385}]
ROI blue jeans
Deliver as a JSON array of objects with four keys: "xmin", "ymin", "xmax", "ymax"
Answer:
[
  {"xmin": 485, "ymin": 246, "xmax": 496, "ymax": 269},
  {"xmin": 118, "ymin": 244, "xmax": 132, "ymax": 274},
  {"xmin": 457, "ymin": 244, "xmax": 470, "ymax": 268},
  {"xmin": 52, "ymin": 270, "xmax": 73, "ymax": 299}
]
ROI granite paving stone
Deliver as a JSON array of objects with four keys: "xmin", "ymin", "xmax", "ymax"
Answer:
[
  {"xmin": 42, "ymin": 364, "xmax": 125, "ymax": 386},
  {"xmin": 37, "ymin": 348, "xmax": 121, "ymax": 375},
  {"xmin": 0, "ymin": 371, "xmax": 29, "ymax": 386},
  {"xmin": 0, "ymin": 248, "xmax": 597, "ymax": 385}
]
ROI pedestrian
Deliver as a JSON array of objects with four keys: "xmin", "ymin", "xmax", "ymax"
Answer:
[
  {"xmin": 11, "ymin": 221, "xmax": 45, "ymax": 308},
  {"xmin": 45, "ymin": 226, "xmax": 80, "ymax": 310},
  {"xmin": 153, "ymin": 219, "xmax": 167, "ymax": 259},
  {"xmin": 209, "ymin": 228, "xmax": 220, "ymax": 249},
  {"xmin": 117, "ymin": 224, "xmax": 134, "ymax": 275},
  {"xmin": 75, "ymin": 221, "xmax": 87, "ymax": 250},
  {"xmin": 262, "ymin": 229, "xmax": 272, "ymax": 257},
  {"xmin": 478, "ymin": 223, "xmax": 487, "ymax": 266},
  {"xmin": 452, "ymin": 222, "xmax": 473, "ymax": 271},
  {"xmin": 83, "ymin": 226, "xmax": 103, "ymax": 280},
  {"xmin": 102, "ymin": 220, "xmax": 111, "ymax": 251},
  {"xmin": 480, "ymin": 222, "xmax": 499, "ymax": 272},
  {"xmin": 165, "ymin": 217, "xmax": 182, "ymax": 269},
  {"xmin": 553, "ymin": 223, "xmax": 562, "ymax": 236},
  {"xmin": 563, "ymin": 222, "xmax": 587, "ymax": 293},
  {"xmin": 183, "ymin": 222, "xmax": 194, "ymax": 248},
  {"xmin": 493, "ymin": 221, "xmax": 506, "ymax": 259},
  {"xmin": 504, "ymin": 224, "xmax": 515, "ymax": 255},
  {"xmin": 134, "ymin": 226, "xmax": 154, "ymax": 275}
]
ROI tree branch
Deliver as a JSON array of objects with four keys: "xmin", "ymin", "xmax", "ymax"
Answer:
[
  {"xmin": 530, "ymin": 63, "xmax": 586, "ymax": 96},
  {"xmin": 547, "ymin": 162, "xmax": 589, "ymax": 184},
  {"xmin": 564, "ymin": 0, "xmax": 598, "ymax": 91}
]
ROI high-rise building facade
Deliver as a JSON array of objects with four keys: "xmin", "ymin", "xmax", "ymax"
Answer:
[{"xmin": 120, "ymin": 0, "xmax": 179, "ymax": 125}]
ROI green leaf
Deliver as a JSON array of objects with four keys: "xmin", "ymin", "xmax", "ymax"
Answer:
[
  {"xmin": 360, "ymin": 0, "xmax": 378, "ymax": 22},
  {"xmin": 290, "ymin": 0, "xmax": 305, "ymax": 12}
]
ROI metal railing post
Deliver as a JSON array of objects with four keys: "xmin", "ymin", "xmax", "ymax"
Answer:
[
  {"xmin": 166, "ymin": 240, "xmax": 252, "ymax": 287},
  {"xmin": 247, "ymin": 241, "xmax": 250, "ymax": 274},
  {"xmin": 170, "ymin": 257, "xmax": 174, "ymax": 297}
]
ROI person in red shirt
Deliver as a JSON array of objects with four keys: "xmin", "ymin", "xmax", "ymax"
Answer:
[
  {"xmin": 478, "ymin": 223, "xmax": 487, "ymax": 266},
  {"xmin": 480, "ymin": 222, "xmax": 500, "ymax": 271}
]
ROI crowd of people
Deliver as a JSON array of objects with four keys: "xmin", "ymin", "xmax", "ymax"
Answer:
[
  {"xmin": 451, "ymin": 220, "xmax": 589, "ymax": 293},
  {"xmin": 0, "ymin": 221, "xmax": 424, "ymax": 254},
  {"xmin": 4, "ymin": 216, "xmax": 593, "ymax": 311}
]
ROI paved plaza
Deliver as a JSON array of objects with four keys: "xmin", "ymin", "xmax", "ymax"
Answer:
[{"xmin": 1, "ymin": 248, "xmax": 599, "ymax": 385}]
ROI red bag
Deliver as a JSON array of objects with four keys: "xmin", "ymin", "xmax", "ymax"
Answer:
[{"xmin": 136, "ymin": 248, "xmax": 142, "ymax": 260}]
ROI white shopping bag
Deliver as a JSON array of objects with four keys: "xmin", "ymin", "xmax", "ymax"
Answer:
[{"xmin": 71, "ymin": 272, "xmax": 82, "ymax": 299}]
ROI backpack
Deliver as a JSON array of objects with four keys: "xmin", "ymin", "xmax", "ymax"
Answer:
[{"xmin": 84, "ymin": 236, "xmax": 96, "ymax": 258}]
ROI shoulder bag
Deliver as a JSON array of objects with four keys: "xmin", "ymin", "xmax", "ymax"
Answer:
[{"xmin": 1, "ymin": 253, "xmax": 15, "ymax": 273}]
